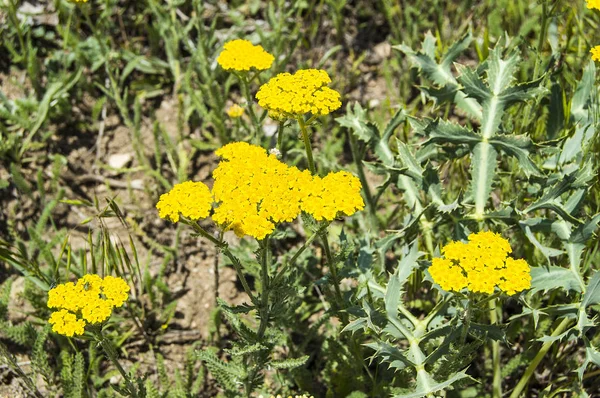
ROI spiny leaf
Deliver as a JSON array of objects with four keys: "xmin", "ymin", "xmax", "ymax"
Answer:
[
  {"xmin": 393, "ymin": 369, "xmax": 470, "ymax": 398},
  {"xmin": 581, "ymin": 271, "xmax": 600, "ymax": 309},
  {"xmin": 530, "ymin": 266, "xmax": 583, "ymax": 294},
  {"xmin": 363, "ymin": 341, "xmax": 413, "ymax": 370}
]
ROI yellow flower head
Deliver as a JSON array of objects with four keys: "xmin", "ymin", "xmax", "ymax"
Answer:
[
  {"xmin": 428, "ymin": 231, "xmax": 531, "ymax": 295},
  {"xmin": 156, "ymin": 181, "xmax": 213, "ymax": 223},
  {"xmin": 587, "ymin": 0, "xmax": 600, "ymax": 10},
  {"xmin": 48, "ymin": 310, "xmax": 86, "ymax": 337},
  {"xmin": 211, "ymin": 142, "xmax": 363, "ymax": 239},
  {"xmin": 256, "ymin": 69, "xmax": 342, "ymax": 118},
  {"xmin": 227, "ymin": 104, "xmax": 245, "ymax": 118},
  {"xmin": 217, "ymin": 39, "xmax": 274, "ymax": 72},
  {"xmin": 591, "ymin": 46, "xmax": 600, "ymax": 62},
  {"xmin": 47, "ymin": 275, "xmax": 130, "ymax": 336}
]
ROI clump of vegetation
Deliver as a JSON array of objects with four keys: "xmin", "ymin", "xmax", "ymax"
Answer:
[{"xmin": 1, "ymin": 0, "xmax": 599, "ymax": 397}]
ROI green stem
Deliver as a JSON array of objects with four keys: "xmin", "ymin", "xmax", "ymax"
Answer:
[
  {"xmin": 272, "ymin": 223, "xmax": 328, "ymax": 287},
  {"xmin": 257, "ymin": 236, "xmax": 271, "ymax": 339},
  {"xmin": 244, "ymin": 236, "xmax": 272, "ymax": 397},
  {"xmin": 186, "ymin": 220, "xmax": 257, "ymax": 305},
  {"xmin": 489, "ymin": 298, "xmax": 502, "ymax": 398},
  {"xmin": 460, "ymin": 294, "xmax": 473, "ymax": 345},
  {"xmin": 348, "ymin": 131, "xmax": 379, "ymax": 228},
  {"xmin": 98, "ymin": 332, "xmax": 138, "ymax": 398},
  {"xmin": 509, "ymin": 317, "xmax": 572, "ymax": 398},
  {"xmin": 239, "ymin": 74, "xmax": 261, "ymax": 143},
  {"xmin": 298, "ymin": 116, "xmax": 316, "ymax": 175},
  {"xmin": 277, "ymin": 120, "xmax": 285, "ymax": 153},
  {"xmin": 321, "ymin": 232, "xmax": 347, "ymax": 323}
]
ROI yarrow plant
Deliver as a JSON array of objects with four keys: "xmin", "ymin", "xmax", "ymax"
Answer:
[
  {"xmin": 586, "ymin": 0, "xmax": 600, "ymax": 10},
  {"xmin": 591, "ymin": 45, "xmax": 600, "ymax": 61},
  {"xmin": 256, "ymin": 69, "xmax": 342, "ymax": 120},
  {"xmin": 216, "ymin": 39, "xmax": 274, "ymax": 72},
  {"xmin": 428, "ymin": 231, "xmax": 531, "ymax": 295},
  {"xmin": 226, "ymin": 104, "xmax": 245, "ymax": 118},
  {"xmin": 47, "ymin": 274, "xmax": 130, "ymax": 337},
  {"xmin": 217, "ymin": 39, "xmax": 275, "ymax": 140},
  {"xmin": 156, "ymin": 142, "xmax": 364, "ymax": 240},
  {"xmin": 156, "ymin": 181, "xmax": 212, "ymax": 223}
]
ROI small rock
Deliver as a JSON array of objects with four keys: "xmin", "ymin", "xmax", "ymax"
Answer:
[
  {"xmin": 130, "ymin": 179, "xmax": 144, "ymax": 190},
  {"xmin": 108, "ymin": 153, "xmax": 133, "ymax": 169},
  {"xmin": 262, "ymin": 123, "xmax": 278, "ymax": 137}
]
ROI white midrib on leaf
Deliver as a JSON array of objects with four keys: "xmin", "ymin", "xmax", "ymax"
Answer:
[{"xmin": 474, "ymin": 96, "xmax": 499, "ymax": 217}]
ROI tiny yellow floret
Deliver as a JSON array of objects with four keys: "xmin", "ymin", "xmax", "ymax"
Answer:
[
  {"xmin": 256, "ymin": 69, "xmax": 342, "ymax": 118},
  {"xmin": 591, "ymin": 46, "xmax": 600, "ymax": 62},
  {"xmin": 227, "ymin": 104, "xmax": 245, "ymax": 118},
  {"xmin": 156, "ymin": 181, "xmax": 213, "ymax": 223},
  {"xmin": 587, "ymin": 0, "xmax": 600, "ymax": 10},
  {"xmin": 217, "ymin": 39, "xmax": 274, "ymax": 72},
  {"xmin": 47, "ymin": 275, "xmax": 130, "ymax": 337},
  {"xmin": 428, "ymin": 231, "xmax": 531, "ymax": 295}
]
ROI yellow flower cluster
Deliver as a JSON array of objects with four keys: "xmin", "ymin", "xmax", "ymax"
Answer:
[
  {"xmin": 591, "ymin": 46, "xmax": 600, "ymax": 62},
  {"xmin": 47, "ymin": 275, "xmax": 130, "ymax": 336},
  {"xmin": 212, "ymin": 142, "xmax": 364, "ymax": 239},
  {"xmin": 587, "ymin": 0, "xmax": 600, "ymax": 10},
  {"xmin": 428, "ymin": 231, "xmax": 531, "ymax": 295},
  {"xmin": 227, "ymin": 104, "xmax": 245, "ymax": 118},
  {"xmin": 256, "ymin": 69, "xmax": 342, "ymax": 118},
  {"xmin": 156, "ymin": 181, "xmax": 212, "ymax": 223},
  {"xmin": 258, "ymin": 395, "xmax": 313, "ymax": 398},
  {"xmin": 217, "ymin": 39, "xmax": 274, "ymax": 72}
]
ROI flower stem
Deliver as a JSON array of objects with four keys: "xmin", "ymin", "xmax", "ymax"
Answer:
[
  {"xmin": 460, "ymin": 294, "xmax": 473, "ymax": 345},
  {"xmin": 272, "ymin": 223, "xmax": 328, "ymax": 287},
  {"xmin": 257, "ymin": 236, "xmax": 271, "ymax": 339},
  {"xmin": 97, "ymin": 332, "xmax": 138, "ymax": 398},
  {"xmin": 489, "ymin": 298, "xmax": 502, "ymax": 398},
  {"xmin": 298, "ymin": 116, "xmax": 316, "ymax": 175},
  {"xmin": 277, "ymin": 120, "xmax": 285, "ymax": 153},
  {"xmin": 187, "ymin": 220, "xmax": 257, "ymax": 305},
  {"xmin": 321, "ymin": 232, "xmax": 347, "ymax": 323},
  {"xmin": 348, "ymin": 130, "xmax": 378, "ymax": 228},
  {"xmin": 509, "ymin": 317, "xmax": 572, "ymax": 398},
  {"xmin": 239, "ymin": 74, "xmax": 261, "ymax": 143}
]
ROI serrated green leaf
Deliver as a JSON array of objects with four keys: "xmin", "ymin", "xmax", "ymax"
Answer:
[
  {"xmin": 270, "ymin": 355, "xmax": 309, "ymax": 370},
  {"xmin": 577, "ymin": 339, "xmax": 600, "ymax": 381},
  {"xmin": 489, "ymin": 134, "xmax": 540, "ymax": 177},
  {"xmin": 581, "ymin": 271, "xmax": 600, "ymax": 309},
  {"xmin": 530, "ymin": 266, "xmax": 583, "ymax": 294},
  {"xmin": 395, "ymin": 140, "xmax": 423, "ymax": 182},
  {"xmin": 364, "ymin": 341, "xmax": 413, "ymax": 370},
  {"xmin": 522, "ymin": 225, "xmax": 564, "ymax": 261},
  {"xmin": 336, "ymin": 102, "xmax": 377, "ymax": 143},
  {"xmin": 423, "ymin": 119, "xmax": 481, "ymax": 146},
  {"xmin": 394, "ymin": 369, "xmax": 470, "ymax": 398}
]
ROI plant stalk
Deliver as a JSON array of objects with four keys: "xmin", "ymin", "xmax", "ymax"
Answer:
[
  {"xmin": 239, "ymin": 74, "xmax": 261, "ymax": 143},
  {"xmin": 98, "ymin": 332, "xmax": 138, "ymax": 398},
  {"xmin": 509, "ymin": 317, "xmax": 572, "ymax": 398},
  {"xmin": 489, "ymin": 298, "xmax": 502, "ymax": 398},
  {"xmin": 348, "ymin": 130, "xmax": 379, "ymax": 228},
  {"xmin": 298, "ymin": 116, "xmax": 316, "ymax": 175}
]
